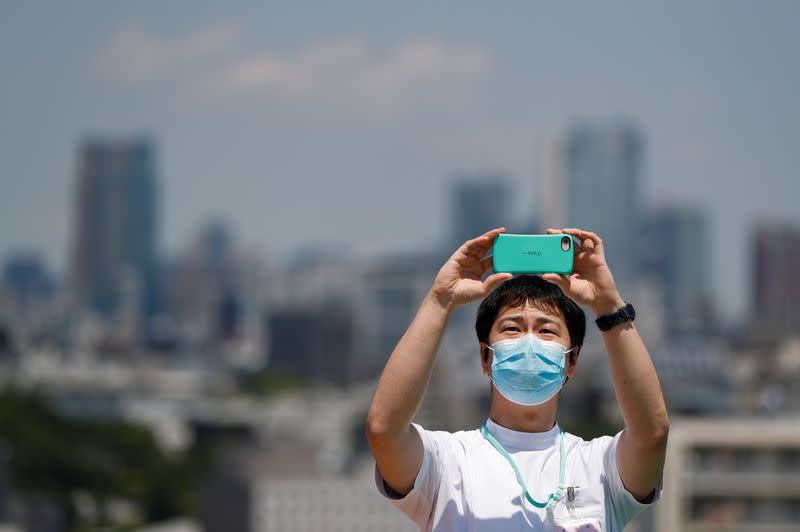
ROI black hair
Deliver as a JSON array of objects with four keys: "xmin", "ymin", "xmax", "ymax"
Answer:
[{"xmin": 475, "ymin": 275, "xmax": 586, "ymax": 354}]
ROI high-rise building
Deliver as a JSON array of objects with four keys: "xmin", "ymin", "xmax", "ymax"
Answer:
[
  {"xmin": 542, "ymin": 122, "xmax": 644, "ymax": 283},
  {"xmin": 449, "ymin": 175, "xmax": 511, "ymax": 248},
  {"xmin": 751, "ymin": 222, "xmax": 800, "ymax": 334},
  {"xmin": 640, "ymin": 206, "xmax": 713, "ymax": 337},
  {"xmin": 1, "ymin": 253, "xmax": 54, "ymax": 320},
  {"xmin": 265, "ymin": 305, "xmax": 356, "ymax": 388},
  {"xmin": 70, "ymin": 137, "xmax": 159, "ymax": 321},
  {"xmin": 356, "ymin": 253, "xmax": 441, "ymax": 379},
  {"xmin": 168, "ymin": 220, "xmax": 239, "ymax": 344}
]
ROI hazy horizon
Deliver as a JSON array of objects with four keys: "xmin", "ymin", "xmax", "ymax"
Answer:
[{"xmin": 2, "ymin": 1, "xmax": 799, "ymax": 323}]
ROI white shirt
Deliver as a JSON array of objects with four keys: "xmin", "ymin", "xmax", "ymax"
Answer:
[{"xmin": 375, "ymin": 419, "xmax": 662, "ymax": 531}]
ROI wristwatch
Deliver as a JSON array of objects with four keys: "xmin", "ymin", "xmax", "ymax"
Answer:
[{"xmin": 595, "ymin": 302, "xmax": 636, "ymax": 331}]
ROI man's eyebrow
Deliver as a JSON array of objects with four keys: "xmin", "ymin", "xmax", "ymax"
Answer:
[{"xmin": 498, "ymin": 315, "xmax": 562, "ymax": 327}]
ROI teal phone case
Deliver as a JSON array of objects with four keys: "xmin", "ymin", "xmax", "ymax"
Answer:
[{"xmin": 492, "ymin": 234, "xmax": 574, "ymax": 274}]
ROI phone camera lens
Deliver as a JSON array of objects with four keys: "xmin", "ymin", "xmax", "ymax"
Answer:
[{"xmin": 561, "ymin": 236, "xmax": 571, "ymax": 251}]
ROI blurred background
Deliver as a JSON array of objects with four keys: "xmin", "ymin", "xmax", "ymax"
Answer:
[{"xmin": 1, "ymin": 2, "xmax": 799, "ymax": 531}]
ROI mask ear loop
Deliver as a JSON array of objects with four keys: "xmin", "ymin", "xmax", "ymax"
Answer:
[
  {"xmin": 562, "ymin": 346, "xmax": 576, "ymax": 384},
  {"xmin": 484, "ymin": 345, "xmax": 494, "ymax": 380}
]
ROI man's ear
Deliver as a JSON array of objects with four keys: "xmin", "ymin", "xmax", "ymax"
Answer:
[
  {"xmin": 565, "ymin": 346, "xmax": 579, "ymax": 379},
  {"xmin": 480, "ymin": 342, "xmax": 492, "ymax": 375}
]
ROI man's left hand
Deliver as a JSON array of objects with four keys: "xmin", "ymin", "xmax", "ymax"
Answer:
[{"xmin": 541, "ymin": 228, "xmax": 625, "ymax": 317}]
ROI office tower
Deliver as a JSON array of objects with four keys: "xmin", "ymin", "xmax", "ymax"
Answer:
[
  {"xmin": 449, "ymin": 175, "xmax": 511, "ymax": 249},
  {"xmin": 70, "ymin": 137, "xmax": 159, "ymax": 321},
  {"xmin": 751, "ymin": 222, "xmax": 800, "ymax": 333},
  {"xmin": 354, "ymin": 253, "xmax": 441, "ymax": 379},
  {"xmin": 542, "ymin": 122, "xmax": 644, "ymax": 283},
  {"xmin": 265, "ymin": 305, "xmax": 355, "ymax": 387},
  {"xmin": 1, "ymin": 253, "xmax": 54, "ymax": 320},
  {"xmin": 168, "ymin": 221, "xmax": 239, "ymax": 342},
  {"xmin": 640, "ymin": 206, "xmax": 713, "ymax": 336}
]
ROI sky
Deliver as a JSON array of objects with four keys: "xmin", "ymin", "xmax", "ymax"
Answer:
[{"xmin": 1, "ymin": 1, "xmax": 799, "ymax": 323}]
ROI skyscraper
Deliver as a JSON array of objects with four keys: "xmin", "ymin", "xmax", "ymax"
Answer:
[
  {"xmin": 449, "ymin": 175, "xmax": 511, "ymax": 248},
  {"xmin": 356, "ymin": 253, "xmax": 441, "ymax": 379},
  {"xmin": 265, "ymin": 304, "xmax": 355, "ymax": 387},
  {"xmin": 542, "ymin": 122, "xmax": 643, "ymax": 283},
  {"xmin": 640, "ymin": 206, "xmax": 713, "ymax": 337},
  {"xmin": 70, "ymin": 137, "xmax": 159, "ymax": 321},
  {"xmin": 751, "ymin": 222, "xmax": 800, "ymax": 334},
  {"xmin": 2, "ymin": 252, "xmax": 54, "ymax": 320}
]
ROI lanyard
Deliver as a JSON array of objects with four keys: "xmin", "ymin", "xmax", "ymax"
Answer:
[{"xmin": 480, "ymin": 423, "xmax": 566, "ymax": 510}]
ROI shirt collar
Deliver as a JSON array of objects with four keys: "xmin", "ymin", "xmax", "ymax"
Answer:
[{"xmin": 484, "ymin": 418, "xmax": 561, "ymax": 452}]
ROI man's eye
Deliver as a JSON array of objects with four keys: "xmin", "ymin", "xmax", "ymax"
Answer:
[
  {"xmin": 541, "ymin": 329, "xmax": 555, "ymax": 335},
  {"xmin": 503, "ymin": 326, "xmax": 519, "ymax": 332}
]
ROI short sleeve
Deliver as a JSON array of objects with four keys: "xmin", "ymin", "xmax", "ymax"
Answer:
[
  {"xmin": 374, "ymin": 423, "xmax": 452, "ymax": 529},
  {"xmin": 602, "ymin": 431, "xmax": 664, "ymax": 526}
]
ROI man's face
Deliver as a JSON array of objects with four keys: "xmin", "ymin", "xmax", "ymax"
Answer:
[{"xmin": 479, "ymin": 301, "xmax": 577, "ymax": 380}]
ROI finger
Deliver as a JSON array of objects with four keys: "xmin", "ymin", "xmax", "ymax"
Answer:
[
  {"xmin": 546, "ymin": 227, "xmax": 587, "ymax": 250},
  {"xmin": 483, "ymin": 272, "xmax": 513, "ymax": 293},
  {"xmin": 461, "ymin": 227, "xmax": 507, "ymax": 257},
  {"xmin": 541, "ymin": 273, "xmax": 570, "ymax": 293},
  {"xmin": 482, "ymin": 226, "xmax": 507, "ymax": 239},
  {"xmin": 562, "ymin": 228, "xmax": 603, "ymax": 251},
  {"xmin": 574, "ymin": 235, "xmax": 593, "ymax": 251},
  {"xmin": 458, "ymin": 235, "xmax": 489, "ymax": 257}
]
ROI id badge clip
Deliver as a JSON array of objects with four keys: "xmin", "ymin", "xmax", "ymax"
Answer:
[{"xmin": 550, "ymin": 486, "xmax": 603, "ymax": 532}]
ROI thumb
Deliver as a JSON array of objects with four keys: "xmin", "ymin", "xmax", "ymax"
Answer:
[
  {"xmin": 541, "ymin": 273, "xmax": 570, "ymax": 293},
  {"xmin": 483, "ymin": 273, "xmax": 513, "ymax": 294}
]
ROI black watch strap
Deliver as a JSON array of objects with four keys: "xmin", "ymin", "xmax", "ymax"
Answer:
[{"xmin": 595, "ymin": 302, "xmax": 636, "ymax": 331}]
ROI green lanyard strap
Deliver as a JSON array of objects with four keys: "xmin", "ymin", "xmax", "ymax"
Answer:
[{"xmin": 480, "ymin": 423, "xmax": 566, "ymax": 510}]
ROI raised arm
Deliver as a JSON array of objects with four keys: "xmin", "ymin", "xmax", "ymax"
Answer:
[
  {"xmin": 366, "ymin": 228, "xmax": 512, "ymax": 495},
  {"xmin": 543, "ymin": 228, "xmax": 669, "ymax": 501}
]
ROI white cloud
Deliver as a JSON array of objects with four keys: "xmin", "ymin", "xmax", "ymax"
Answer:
[
  {"xmin": 97, "ymin": 25, "xmax": 241, "ymax": 81},
  {"xmin": 214, "ymin": 38, "xmax": 367, "ymax": 94},
  {"xmin": 96, "ymin": 25, "xmax": 492, "ymax": 116},
  {"xmin": 206, "ymin": 37, "xmax": 492, "ymax": 114}
]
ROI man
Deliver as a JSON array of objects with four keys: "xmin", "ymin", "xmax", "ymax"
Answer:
[{"xmin": 366, "ymin": 227, "xmax": 668, "ymax": 531}]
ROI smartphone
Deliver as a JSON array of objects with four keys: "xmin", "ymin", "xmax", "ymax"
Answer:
[{"xmin": 492, "ymin": 234, "xmax": 574, "ymax": 274}]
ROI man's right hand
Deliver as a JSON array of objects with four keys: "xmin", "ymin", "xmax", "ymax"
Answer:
[{"xmin": 429, "ymin": 227, "xmax": 513, "ymax": 312}]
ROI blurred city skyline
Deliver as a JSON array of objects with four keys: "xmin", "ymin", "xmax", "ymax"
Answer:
[{"xmin": 2, "ymin": 2, "xmax": 800, "ymax": 323}]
